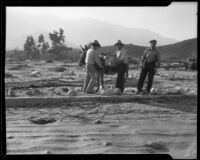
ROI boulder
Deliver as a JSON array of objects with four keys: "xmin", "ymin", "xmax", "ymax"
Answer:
[
  {"xmin": 68, "ymin": 89, "xmax": 77, "ymax": 96},
  {"xmin": 100, "ymin": 88, "xmax": 114, "ymax": 96},
  {"xmin": 114, "ymin": 88, "xmax": 121, "ymax": 95}
]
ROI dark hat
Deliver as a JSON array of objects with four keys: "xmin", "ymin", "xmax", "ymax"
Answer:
[
  {"xmin": 114, "ymin": 40, "xmax": 124, "ymax": 46},
  {"xmin": 91, "ymin": 40, "xmax": 101, "ymax": 47},
  {"xmin": 149, "ymin": 39, "xmax": 157, "ymax": 44}
]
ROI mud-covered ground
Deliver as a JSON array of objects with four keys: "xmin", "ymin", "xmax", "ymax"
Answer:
[{"xmin": 5, "ymin": 60, "xmax": 197, "ymax": 158}]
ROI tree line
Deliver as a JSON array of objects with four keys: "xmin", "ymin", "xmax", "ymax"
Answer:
[
  {"xmin": 5, "ymin": 28, "xmax": 80, "ymax": 62},
  {"xmin": 23, "ymin": 28, "xmax": 70, "ymax": 60}
]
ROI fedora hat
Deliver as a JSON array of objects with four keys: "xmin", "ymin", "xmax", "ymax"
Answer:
[
  {"xmin": 149, "ymin": 39, "xmax": 157, "ymax": 44},
  {"xmin": 114, "ymin": 40, "xmax": 124, "ymax": 46},
  {"xmin": 91, "ymin": 40, "xmax": 101, "ymax": 47}
]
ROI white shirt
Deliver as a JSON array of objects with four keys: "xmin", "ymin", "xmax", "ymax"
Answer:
[{"xmin": 116, "ymin": 48, "xmax": 128, "ymax": 64}]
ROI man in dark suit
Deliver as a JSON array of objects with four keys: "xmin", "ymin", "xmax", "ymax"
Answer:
[{"xmin": 137, "ymin": 39, "xmax": 160, "ymax": 95}]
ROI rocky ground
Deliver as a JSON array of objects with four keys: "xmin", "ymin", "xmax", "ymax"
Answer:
[{"xmin": 5, "ymin": 59, "xmax": 197, "ymax": 158}]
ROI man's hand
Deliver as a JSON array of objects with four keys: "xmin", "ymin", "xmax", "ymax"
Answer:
[
  {"xmin": 125, "ymin": 72, "xmax": 129, "ymax": 79},
  {"xmin": 141, "ymin": 63, "xmax": 144, "ymax": 68},
  {"xmin": 154, "ymin": 68, "xmax": 157, "ymax": 73}
]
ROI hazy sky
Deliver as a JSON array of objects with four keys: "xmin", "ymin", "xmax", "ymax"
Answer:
[{"xmin": 8, "ymin": 2, "xmax": 197, "ymax": 41}]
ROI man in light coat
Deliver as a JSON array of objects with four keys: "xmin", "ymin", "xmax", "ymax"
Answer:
[{"xmin": 83, "ymin": 40, "xmax": 104, "ymax": 93}]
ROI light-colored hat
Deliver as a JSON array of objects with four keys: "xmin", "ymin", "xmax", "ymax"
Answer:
[
  {"xmin": 114, "ymin": 40, "xmax": 124, "ymax": 46},
  {"xmin": 91, "ymin": 40, "xmax": 101, "ymax": 47}
]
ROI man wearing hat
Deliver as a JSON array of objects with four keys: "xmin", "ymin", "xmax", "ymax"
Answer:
[
  {"xmin": 114, "ymin": 40, "xmax": 129, "ymax": 93},
  {"xmin": 83, "ymin": 40, "xmax": 104, "ymax": 93},
  {"xmin": 137, "ymin": 39, "xmax": 160, "ymax": 94}
]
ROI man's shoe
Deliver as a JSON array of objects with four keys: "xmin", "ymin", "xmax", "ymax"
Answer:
[{"xmin": 143, "ymin": 90, "xmax": 150, "ymax": 95}]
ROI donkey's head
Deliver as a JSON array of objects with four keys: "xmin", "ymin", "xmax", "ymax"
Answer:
[{"xmin": 79, "ymin": 45, "xmax": 90, "ymax": 66}]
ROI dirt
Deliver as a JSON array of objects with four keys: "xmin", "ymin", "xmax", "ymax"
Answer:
[{"xmin": 5, "ymin": 60, "xmax": 197, "ymax": 158}]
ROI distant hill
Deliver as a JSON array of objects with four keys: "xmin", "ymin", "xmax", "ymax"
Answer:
[
  {"xmin": 100, "ymin": 38, "xmax": 197, "ymax": 60},
  {"xmin": 6, "ymin": 10, "xmax": 178, "ymax": 50}
]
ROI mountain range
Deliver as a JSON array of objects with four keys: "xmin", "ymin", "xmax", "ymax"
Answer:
[{"xmin": 6, "ymin": 10, "xmax": 179, "ymax": 50}]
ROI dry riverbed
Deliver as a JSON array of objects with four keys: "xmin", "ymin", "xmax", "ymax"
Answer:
[{"xmin": 5, "ymin": 60, "xmax": 197, "ymax": 158}]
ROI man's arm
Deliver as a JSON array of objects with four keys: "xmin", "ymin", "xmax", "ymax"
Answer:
[
  {"xmin": 141, "ymin": 48, "xmax": 148, "ymax": 67},
  {"xmin": 94, "ymin": 51, "xmax": 104, "ymax": 68},
  {"xmin": 155, "ymin": 52, "xmax": 161, "ymax": 68}
]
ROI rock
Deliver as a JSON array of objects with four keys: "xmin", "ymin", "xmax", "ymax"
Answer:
[
  {"xmin": 8, "ymin": 88, "xmax": 15, "ymax": 97},
  {"xmin": 62, "ymin": 87, "xmax": 69, "ymax": 92},
  {"xmin": 100, "ymin": 89, "xmax": 114, "ymax": 96},
  {"xmin": 94, "ymin": 119, "xmax": 102, "ymax": 124},
  {"xmin": 190, "ymin": 90, "xmax": 196, "ymax": 95},
  {"xmin": 45, "ymin": 60, "xmax": 53, "ymax": 63},
  {"xmin": 166, "ymin": 87, "xmax": 182, "ymax": 94},
  {"xmin": 114, "ymin": 88, "xmax": 121, "ymax": 95},
  {"xmin": 28, "ymin": 116, "xmax": 57, "ymax": 125},
  {"xmin": 75, "ymin": 88, "xmax": 81, "ymax": 92},
  {"xmin": 146, "ymin": 141, "xmax": 169, "ymax": 152},
  {"xmin": 30, "ymin": 71, "xmax": 40, "ymax": 77},
  {"xmin": 103, "ymin": 142, "xmax": 112, "ymax": 146},
  {"xmin": 68, "ymin": 89, "xmax": 77, "ymax": 96},
  {"xmin": 7, "ymin": 136, "xmax": 14, "ymax": 139},
  {"xmin": 44, "ymin": 150, "xmax": 51, "ymax": 154},
  {"xmin": 69, "ymin": 71, "xmax": 75, "ymax": 75},
  {"xmin": 124, "ymin": 87, "xmax": 137, "ymax": 93},
  {"xmin": 48, "ymin": 87, "xmax": 54, "ymax": 91}
]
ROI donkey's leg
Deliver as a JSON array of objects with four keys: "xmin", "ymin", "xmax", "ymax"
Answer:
[
  {"xmin": 96, "ymin": 72, "xmax": 101, "ymax": 92},
  {"xmin": 100, "ymin": 70, "xmax": 104, "ymax": 89}
]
